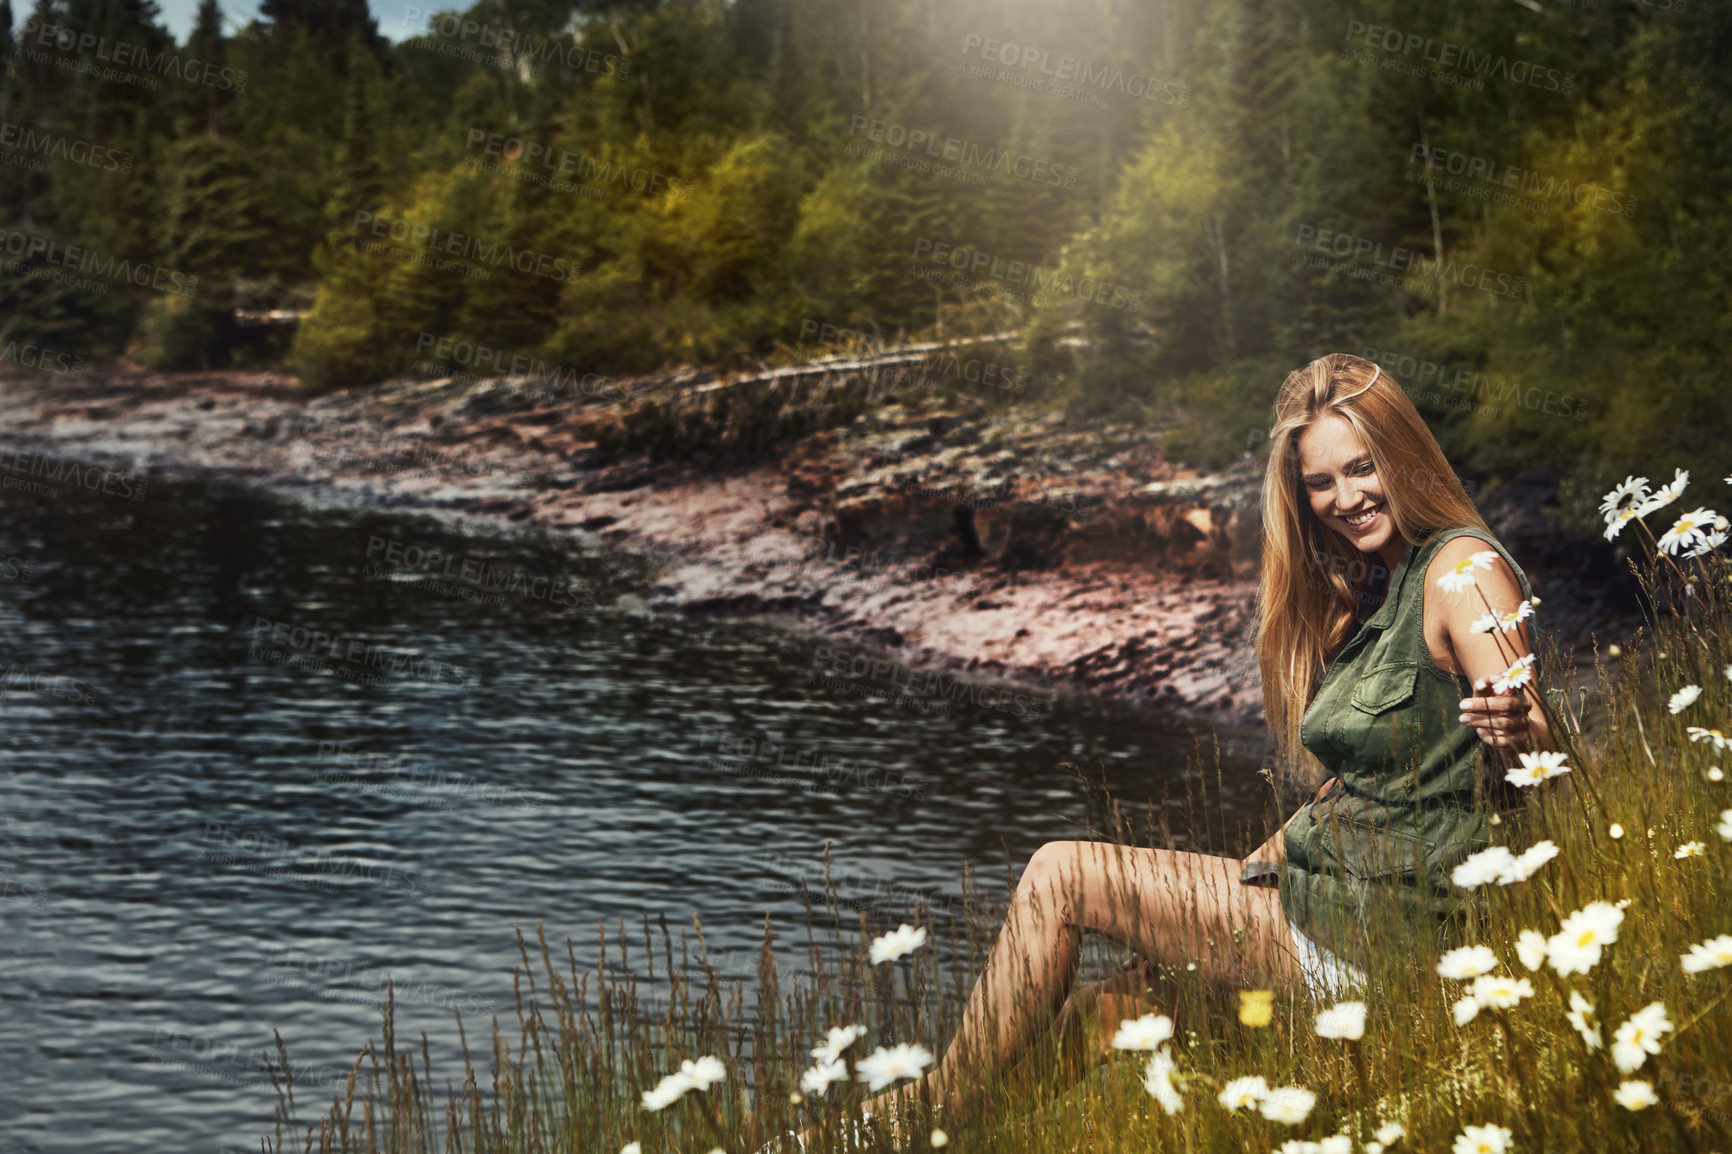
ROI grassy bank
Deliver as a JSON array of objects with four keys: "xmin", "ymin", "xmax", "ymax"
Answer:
[{"xmin": 261, "ymin": 479, "xmax": 1732, "ymax": 1154}]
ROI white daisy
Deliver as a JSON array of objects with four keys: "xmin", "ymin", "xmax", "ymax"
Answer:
[
  {"xmin": 1725, "ymin": 664, "xmax": 1732, "ymax": 682},
  {"xmin": 1681, "ymin": 934, "xmax": 1732, "ymax": 974},
  {"xmin": 1500, "ymin": 840, "xmax": 1560, "ymax": 884},
  {"xmin": 1547, "ymin": 901, "xmax": 1625, "ymax": 977},
  {"xmin": 800, "ymin": 1057, "xmax": 848, "ymax": 1097},
  {"xmin": 1669, "ymin": 685, "xmax": 1703, "ymax": 713},
  {"xmin": 1451, "ymin": 848, "xmax": 1518, "ymax": 889},
  {"xmin": 1111, "ymin": 1012, "xmax": 1174, "ymax": 1051},
  {"xmin": 1320, "ymin": 1136, "xmax": 1353, "ymax": 1154},
  {"xmin": 1144, "ymin": 1047, "xmax": 1184, "ymax": 1115},
  {"xmin": 811, "ymin": 1024, "xmax": 867, "ymax": 1064},
  {"xmin": 1492, "ymin": 653, "xmax": 1536, "ymax": 694},
  {"xmin": 1376, "ymin": 1121, "xmax": 1407, "ymax": 1145},
  {"xmin": 642, "ymin": 1070, "xmax": 695, "ymax": 1112},
  {"xmin": 855, "ymin": 1042, "xmax": 934, "ymax": 1091},
  {"xmin": 869, "ymin": 924, "xmax": 928, "ymax": 964},
  {"xmin": 1637, "ymin": 468, "xmax": 1689, "ymax": 516},
  {"xmin": 1497, "ymin": 602, "xmax": 1535, "ymax": 632},
  {"xmin": 1675, "ymin": 841, "xmax": 1706, "ymax": 859},
  {"xmin": 1687, "ymin": 726, "xmax": 1729, "ymax": 752},
  {"xmin": 1566, "ymin": 992, "xmax": 1602, "ymax": 1050},
  {"xmin": 1604, "ymin": 507, "xmax": 1639, "ymax": 542},
  {"xmin": 1259, "ymin": 1086, "xmax": 1316, "ymax": 1125},
  {"xmin": 1611, "ymin": 1001, "xmax": 1672, "ymax": 1074},
  {"xmin": 1659, "ymin": 507, "xmax": 1717, "ymax": 555},
  {"xmin": 1469, "ymin": 974, "xmax": 1534, "ymax": 1010},
  {"xmin": 1437, "ymin": 944, "xmax": 1499, "ymax": 979},
  {"xmin": 1600, "ymin": 475, "xmax": 1651, "ymax": 522},
  {"xmin": 1719, "ymin": 807, "xmax": 1732, "ymax": 840},
  {"xmin": 1216, "ymin": 1074, "xmax": 1269, "ymax": 1111},
  {"xmin": 1515, "ymin": 929, "xmax": 1548, "ymax": 971},
  {"xmin": 1314, "ymin": 1001, "xmax": 1367, "ymax": 1040},
  {"xmin": 679, "ymin": 1056, "xmax": 726, "ymax": 1092},
  {"xmin": 1452, "ymin": 1122, "xmax": 1513, "ymax": 1154},
  {"xmin": 1436, "ymin": 551, "xmax": 1498, "ymax": 594},
  {"xmin": 1613, "ymin": 1080, "xmax": 1659, "ymax": 1111},
  {"xmin": 1685, "ymin": 528, "xmax": 1729, "ymax": 557},
  {"xmin": 1506, "ymin": 751, "xmax": 1570, "ymax": 788},
  {"xmin": 1469, "ymin": 613, "xmax": 1499, "ymax": 634},
  {"xmin": 621, "ymin": 1143, "xmax": 642, "ymax": 1154},
  {"xmin": 1452, "ymin": 995, "xmax": 1480, "ymax": 1026}
]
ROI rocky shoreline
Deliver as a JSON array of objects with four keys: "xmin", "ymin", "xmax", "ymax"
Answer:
[{"xmin": 0, "ymin": 356, "xmax": 1640, "ymax": 726}]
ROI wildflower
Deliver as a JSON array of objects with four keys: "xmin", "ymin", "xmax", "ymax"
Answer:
[
  {"xmin": 1259, "ymin": 1086, "xmax": 1317, "ymax": 1125},
  {"xmin": 1686, "ymin": 528, "xmax": 1729, "ymax": 557},
  {"xmin": 1320, "ymin": 1137, "xmax": 1353, "ymax": 1154},
  {"xmin": 1515, "ymin": 930, "xmax": 1548, "ymax": 971},
  {"xmin": 1452, "ymin": 1123, "xmax": 1514, "ymax": 1154},
  {"xmin": 811, "ymin": 1024, "xmax": 867, "ymax": 1064},
  {"xmin": 1505, "ymin": 750, "xmax": 1571, "ymax": 789},
  {"xmin": 1611, "ymin": 1001, "xmax": 1672, "ymax": 1074},
  {"xmin": 1111, "ymin": 1013, "xmax": 1174, "ymax": 1051},
  {"xmin": 1469, "ymin": 613, "xmax": 1499, "ymax": 634},
  {"xmin": 1609, "ymin": 823, "xmax": 1625, "ymax": 839},
  {"xmin": 1238, "ymin": 988, "xmax": 1275, "ymax": 1027},
  {"xmin": 1607, "ymin": 644, "xmax": 1622, "ymax": 658},
  {"xmin": 930, "ymin": 1128, "xmax": 950, "ymax": 1149},
  {"xmin": 642, "ymin": 1070, "xmax": 695, "ymax": 1112},
  {"xmin": 1491, "ymin": 653, "xmax": 1536, "ymax": 694},
  {"xmin": 1688, "ymin": 726, "xmax": 1730, "ymax": 751},
  {"xmin": 622, "ymin": 1144, "xmax": 642, "ymax": 1154},
  {"xmin": 1669, "ymin": 685, "xmax": 1704, "ymax": 713},
  {"xmin": 1452, "ymin": 995, "xmax": 1480, "ymax": 1026},
  {"xmin": 1469, "ymin": 974, "xmax": 1534, "ymax": 1010},
  {"xmin": 1600, "ymin": 475, "xmax": 1651, "ymax": 523},
  {"xmin": 1217, "ymin": 1074, "xmax": 1269, "ymax": 1111},
  {"xmin": 1451, "ymin": 848, "xmax": 1518, "ymax": 889},
  {"xmin": 1376, "ymin": 1122, "xmax": 1407, "ymax": 1146},
  {"xmin": 1500, "ymin": 840, "xmax": 1560, "ymax": 883},
  {"xmin": 1436, "ymin": 551, "xmax": 1498, "ymax": 593},
  {"xmin": 1682, "ymin": 934, "xmax": 1732, "ymax": 973},
  {"xmin": 1658, "ymin": 507, "xmax": 1718, "ymax": 555},
  {"xmin": 1566, "ymin": 991, "xmax": 1602, "ymax": 1050},
  {"xmin": 1726, "ymin": 664, "xmax": 1732, "ymax": 681},
  {"xmin": 1315, "ymin": 1001, "xmax": 1367, "ymax": 1040},
  {"xmin": 1638, "ymin": 468, "xmax": 1689, "ymax": 517},
  {"xmin": 1143, "ymin": 1048, "xmax": 1184, "ymax": 1115},
  {"xmin": 1613, "ymin": 1080, "xmax": 1659, "ymax": 1111},
  {"xmin": 1496, "ymin": 602, "xmax": 1535, "ymax": 632},
  {"xmin": 800, "ymin": 1058, "xmax": 848, "ymax": 1097},
  {"xmin": 789, "ymin": 1091, "xmax": 803, "ymax": 1105},
  {"xmin": 1719, "ymin": 808, "xmax": 1732, "ymax": 840},
  {"xmin": 869, "ymin": 924, "xmax": 927, "ymax": 964},
  {"xmin": 1604, "ymin": 508, "xmax": 1638, "ymax": 542},
  {"xmin": 1437, "ymin": 944, "xmax": 1499, "ymax": 979},
  {"xmin": 1547, "ymin": 901, "xmax": 1625, "ymax": 977},
  {"xmin": 1675, "ymin": 841, "xmax": 1706, "ymax": 859},
  {"xmin": 855, "ymin": 1043, "xmax": 934, "ymax": 1091},
  {"xmin": 1709, "ymin": 767, "xmax": 1724, "ymax": 782}
]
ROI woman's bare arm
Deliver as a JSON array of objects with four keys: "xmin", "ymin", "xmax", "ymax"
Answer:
[{"xmin": 1242, "ymin": 776, "xmax": 1338, "ymax": 866}]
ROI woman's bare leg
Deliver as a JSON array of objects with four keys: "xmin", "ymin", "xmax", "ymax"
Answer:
[{"xmin": 859, "ymin": 840, "xmax": 1307, "ymax": 1126}]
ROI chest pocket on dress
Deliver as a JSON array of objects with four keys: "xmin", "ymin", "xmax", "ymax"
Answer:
[{"xmin": 1350, "ymin": 661, "xmax": 1420, "ymax": 714}]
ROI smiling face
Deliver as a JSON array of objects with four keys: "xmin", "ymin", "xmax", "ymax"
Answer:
[{"xmin": 1296, "ymin": 414, "xmax": 1405, "ymax": 570}]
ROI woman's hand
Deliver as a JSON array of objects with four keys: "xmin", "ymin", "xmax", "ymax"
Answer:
[{"xmin": 1458, "ymin": 693, "xmax": 1532, "ymax": 749}]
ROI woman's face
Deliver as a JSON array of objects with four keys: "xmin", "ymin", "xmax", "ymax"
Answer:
[{"xmin": 1296, "ymin": 414, "xmax": 1401, "ymax": 563}]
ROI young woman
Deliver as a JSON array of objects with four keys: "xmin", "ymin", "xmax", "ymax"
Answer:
[{"xmin": 848, "ymin": 352, "xmax": 1552, "ymax": 1136}]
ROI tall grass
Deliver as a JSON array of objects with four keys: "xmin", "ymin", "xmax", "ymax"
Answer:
[{"xmin": 262, "ymin": 500, "xmax": 1732, "ymax": 1154}]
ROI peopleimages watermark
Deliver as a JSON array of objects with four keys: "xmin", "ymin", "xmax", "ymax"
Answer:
[
  {"xmin": 909, "ymin": 237, "xmax": 1143, "ymax": 311},
  {"xmin": 464, "ymin": 128, "xmax": 689, "ymax": 201},
  {"xmin": 363, "ymin": 534, "xmax": 594, "ymax": 611},
  {"xmin": 316, "ymin": 740, "xmax": 544, "ymax": 813},
  {"xmin": 959, "ymin": 34, "xmax": 1191, "ymax": 108},
  {"xmin": 402, "ymin": 8, "xmax": 631, "ymax": 78},
  {"xmin": 245, "ymin": 616, "xmax": 479, "ymax": 690},
  {"xmin": 349, "ymin": 210, "xmax": 579, "ymax": 282},
  {"xmin": 0, "ymin": 448, "xmax": 150, "ymax": 501},
  {"xmin": 264, "ymin": 944, "xmax": 498, "ymax": 1015},
  {"xmin": 1341, "ymin": 19, "xmax": 1574, "ymax": 95},
  {"xmin": 0, "ymin": 226, "xmax": 199, "ymax": 298},
  {"xmin": 1407, "ymin": 143, "xmax": 1637, "ymax": 219},
  {"xmin": 1291, "ymin": 223, "xmax": 1528, "ymax": 300},
  {"xmin": 200, "ymin": 822, "xmax": 429, "ymax": 896},
  {"xmin": 412, "ymin": 330, "xmax": 639, "ymax": 404},
  {"xmin": 0, "ymin": 337, "xmax": 87, "ymax": 377},
  {"xmin": 761, "ymin": 536, "xmax": 982, "ymax": 599},
  {"xmin": 755, "ymin": 846, "xmax": 968, "ymax": 925},
  {"xmin": 0, "ymin": 663, "xmax": 101, "ymax": 706},
  {"xmin": 150, "ymin": 1027, "xmax": 364, "ymax": 1094},
  {"xmin": 288, "ymin": 411, "xmax": 534, "ymax": 487},
  {"xmin": 796, "ymin": 319, "xmax": 1029, "ymax": 395},
  {"xmin": 0, "ymin": 119, "xmax": 134, "ymax": 175},
  {"xmin": 18, "ymin": 19, "xmax": 248, "ymax": 92},
  {"xmin": 845, "ymin": 115, "xmax": 1078, "ymax": 189},
  {"xmin": 0, "ymin": 553, "xmax": 36, "ymax": 583},
  {"xmin": 1359, "ymin": 345, "xmax": 1590, "ymax": 424},
  {"xmin": 811, "ymin": 643, "xmax": 1056, "ymax": 719},
  {"xmin": 694, "ymin": 725, "xmax": 931, "ymax": 801}
]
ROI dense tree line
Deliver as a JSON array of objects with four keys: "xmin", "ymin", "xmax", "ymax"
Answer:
[{"xmin": 1, "ymin": 0, "xmax": 1726, "ymax": 500}]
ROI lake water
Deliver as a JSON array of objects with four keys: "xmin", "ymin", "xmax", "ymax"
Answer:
[{"xmin": 0, "ymin": 463, "xmax": 1270, "ymax": 1153}]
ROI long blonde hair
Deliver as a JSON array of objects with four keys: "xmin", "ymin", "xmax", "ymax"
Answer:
[{"xmin": 1255, "ymin": 353, "xmax": 1489, "ymax": 787}]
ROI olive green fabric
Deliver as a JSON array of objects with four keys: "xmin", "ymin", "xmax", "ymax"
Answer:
[{"xmin": 1279, "ymin": 527, "xmax": 1535, "ymax": 973}]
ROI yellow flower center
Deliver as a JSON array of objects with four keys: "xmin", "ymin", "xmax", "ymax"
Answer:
[{"xmin": 1577, "ymin": 931, "xmax": 1597, "ymax": 948}]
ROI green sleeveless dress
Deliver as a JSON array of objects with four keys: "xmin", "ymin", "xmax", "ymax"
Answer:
[{"xmin": 1279, "ymin": 527, "xmax": 1535, "ymax": 972}]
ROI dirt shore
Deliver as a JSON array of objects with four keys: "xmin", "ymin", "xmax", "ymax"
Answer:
[{"xmin": 0, "ymin": 359, "xmax": 1638, "ymax": 725}]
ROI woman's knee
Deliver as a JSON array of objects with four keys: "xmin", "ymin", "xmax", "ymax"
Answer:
[{"xmin": 1018, "ymin": 841, "xmax": 1091, "ymax": 901}]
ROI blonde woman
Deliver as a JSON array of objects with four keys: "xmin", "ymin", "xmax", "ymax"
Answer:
[{"xmin": 844, "ymin": 353, "xmax": 1551, "ymax": 1138}]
